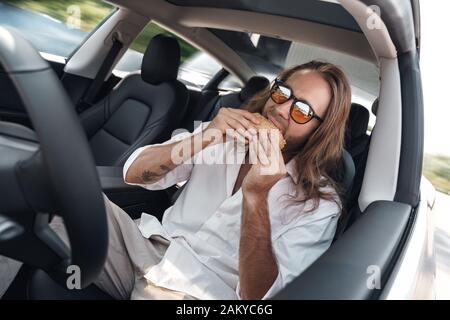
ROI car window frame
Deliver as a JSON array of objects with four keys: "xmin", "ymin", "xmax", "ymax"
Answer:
[{"xmin": 65, "ymin": 6, "xmax": 118, "ymax": 63}]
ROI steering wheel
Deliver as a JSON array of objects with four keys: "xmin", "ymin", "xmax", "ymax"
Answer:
[{"xmin": 0, "ymin": 26, "xmax": 108, "ymax": 289}]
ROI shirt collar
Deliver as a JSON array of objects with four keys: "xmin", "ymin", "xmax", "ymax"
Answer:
[{"xmin": 285, "ymin": 158, "xmax": 299, "ymax": 184}]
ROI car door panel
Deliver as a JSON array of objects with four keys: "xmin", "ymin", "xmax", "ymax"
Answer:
[
  {"xmin": 274, "ymin": 200, "xmax": 412, "ymax": 300},
  {"xmin": 0, "ymin": 56, "xmax": 66, "ymax": 128},
  {"xmin": 0, "ymin": 55, "xmax": 122, "ymax": 129}
]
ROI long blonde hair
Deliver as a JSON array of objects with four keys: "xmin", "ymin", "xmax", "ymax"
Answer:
[{"xmin": 244, "ymin": 61, "xmax": 352, "ymax": 213}]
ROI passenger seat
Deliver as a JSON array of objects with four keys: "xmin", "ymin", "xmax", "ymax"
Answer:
[
  {"xmin": 344, "ymin": 103, "xmax": 370, "ymax": 159},
  {"xmin": 335, "ymin": 102, "xmax": 373, "ymax": 240},
  {"xmin": 80, "ymin": 35, "xmax": 189, "ymax": 166}
]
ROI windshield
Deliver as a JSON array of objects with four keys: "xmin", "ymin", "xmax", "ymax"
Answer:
[{"xmin": 1, "ymin": 1, "xmax": 115, "ymax": 58}]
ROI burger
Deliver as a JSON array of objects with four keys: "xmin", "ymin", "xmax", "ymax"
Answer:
[{"xmin": 253, "ymin": 113, "xmax": 286, "ymax": 150}]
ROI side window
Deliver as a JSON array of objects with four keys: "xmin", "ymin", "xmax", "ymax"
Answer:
[
  {"xmin": 217, "ymin": 74, "xmax": 242, "ymax": 92},
  {"xmin": 115, "ymin": 22, "xmax": 238, "ymax": 91},
  {"xmin": 1, "ymin": 0, "xmax": 115, "ymax": 58},
  {"xmin": 115, "ymin": 22, "xmax": 200, "ymax": 80}
]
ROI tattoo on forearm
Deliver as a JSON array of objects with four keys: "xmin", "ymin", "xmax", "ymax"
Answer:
[
  {"xmin": 141, "ymin": 170, "xmax": 161, "ymax": 183},
  {"xmin": 159, "ymin": 164, "xmax": 172, "ymax": 172},
  {"xmin": 141, "ymin": 164, "xmax": 172, "ymax": 183}
]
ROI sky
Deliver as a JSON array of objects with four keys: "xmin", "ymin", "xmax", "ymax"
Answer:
[{"xmin": 420, "ymin": 0, "xmax": 450, "ymax": 156}]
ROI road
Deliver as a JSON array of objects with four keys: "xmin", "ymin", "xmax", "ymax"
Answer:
[
  {"xmin": 0, "ymin": 2, "xmax": 86, "ymax": 57},
  {"xmin": 435, "ymin": 191, "xmax": 450, "ymax": 299},
  {"xmin": 0, "ymin": 2, "xmax": 144, "ymax": 74}
]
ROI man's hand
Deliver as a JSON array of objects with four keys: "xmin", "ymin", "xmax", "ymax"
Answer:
[
  {"xmin": 238, "ymin": 129, "xmax": 286, "ymax": 299},
  {"xmin": 206, "ymin": 108, "xmax": 261, "ymax": 142},
  {"xmin": 242, "ymin": 129, "xmax": 287, "ymax": 195}
]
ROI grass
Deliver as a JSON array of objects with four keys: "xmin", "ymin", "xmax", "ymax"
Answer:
[
  {"xmin": 423, "ymin": 154, "xmax": 450, "ymax": 194},
  {"xmin": 4, "ymin": 0, "xmax": 198, "ymax": 63}
]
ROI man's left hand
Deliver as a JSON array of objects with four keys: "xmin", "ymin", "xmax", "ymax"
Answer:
[{"xmin": 242, "ymin": 129, "xmax": 287, "ymax": 196}]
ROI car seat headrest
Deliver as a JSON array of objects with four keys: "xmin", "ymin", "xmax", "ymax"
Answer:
[{"xmin": 141, "ymin": 34, "xmax": 180, "ymax": 85}]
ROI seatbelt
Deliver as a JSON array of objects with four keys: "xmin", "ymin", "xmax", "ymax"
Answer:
[{"xmin": 77, "ymin": 34, "xmax": 123, "ymax": 113}]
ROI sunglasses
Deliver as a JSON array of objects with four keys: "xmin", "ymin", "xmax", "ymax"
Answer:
[{"xmin": 270, "ymin": 79, "xmax": 324, "ymax": 124}]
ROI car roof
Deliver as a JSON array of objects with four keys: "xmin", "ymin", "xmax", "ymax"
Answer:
[
  {"xmin": 109, "ymin": 0, "xmax": 417, "ymax": 93},
  {"xmin": 111, "ymin": 0, "xmax": 378, "ymax": 72},
  {"xmin": 166, "ymin": 0, "xmax": 363, "ymax": 33}
]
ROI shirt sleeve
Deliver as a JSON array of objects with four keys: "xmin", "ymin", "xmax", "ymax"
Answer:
[
  {"xmin": 122, "ymin": 122, "xmax": 208, "ymax": 190},
  {"xmin": 236, "ymin": 199, "xmax": 340, "ymax": 300}
]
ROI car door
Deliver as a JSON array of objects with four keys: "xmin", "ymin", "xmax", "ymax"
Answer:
[{"xmin": 274, "ymin": 0, "xmax": 433, "ymax": 300}]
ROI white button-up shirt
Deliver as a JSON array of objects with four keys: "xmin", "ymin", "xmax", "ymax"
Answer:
[{"xmin": 123, "ymin": 122, "xmax": 340, "ymax": 300}]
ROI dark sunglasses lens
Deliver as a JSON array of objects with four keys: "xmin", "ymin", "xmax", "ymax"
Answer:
[
  {"xmin": 291, "ymin": 101, "xmax": 312, "ymax": 124},
  {"xmin": 271, "ymin": 84, "xmax": 291, "ymax": 104}
]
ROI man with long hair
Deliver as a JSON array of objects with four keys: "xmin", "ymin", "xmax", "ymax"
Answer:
[{"xmin": 2, "ymin": 61, "xmax": 352, "ymax": 300}]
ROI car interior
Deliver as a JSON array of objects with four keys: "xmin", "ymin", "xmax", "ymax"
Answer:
[
  {"xmin": 80, "ymin": 34, "xmax": 189, "ymax": 166},
  {"xmin": 0, "ymin": 0, "xmax": 427, "ymax": 300}
]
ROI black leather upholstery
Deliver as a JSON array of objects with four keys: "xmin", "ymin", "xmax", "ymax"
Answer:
[
  {"xmin": 336, "ymin": 103, "xmax": 373, "ymax": 239},
  {"xmin": 345, "ymin": 103, "xmax": 370, "ymax": 158},
  {"xmin": 340, "ymin": 149, "xmax": 355, "ymax": 194},
  {"xmin": 141, "ymin": 34, "xmax": 181, "ymax": 85},
  {"xmin": 208, "ymin": 76, "xmax": 270, "ymax": 119},
  {"xmin": 80, "ymin": 35, "xmax": 189, "ymax": 166},
  {"xmin": 239, "ymin": 76, "xmax": 270, "ymax": 101},
  {"xmin": 371, "ymin": 98, "xmax": 379, "ymax": 116}
]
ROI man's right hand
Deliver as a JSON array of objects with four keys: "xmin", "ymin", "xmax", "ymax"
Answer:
[
  {"xmin": 206, "ymin": 108, "xmax": 261, "ymax": 142},
  {"xmin": 126, "ymin": 108, "xmax": 262, "ymax": 185}
]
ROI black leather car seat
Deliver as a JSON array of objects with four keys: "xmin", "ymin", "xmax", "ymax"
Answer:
[
  {"xmin": 80, "ymin": 34, "xmax": 189, "ymax": 166},
  {"xmin": 344, "ymin": 103, "xmax": 371, "ymax": 206},
  {"xmin": 334, "ymin": 102, "xmax": 372, "ymax": 240},
  {"xmin": 207, "ymin": 75, "xmax": 270, "ymax": 120},
  {"xmin": 345, "ymin": 103, "xmax": 370, "ymax": 159}
]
